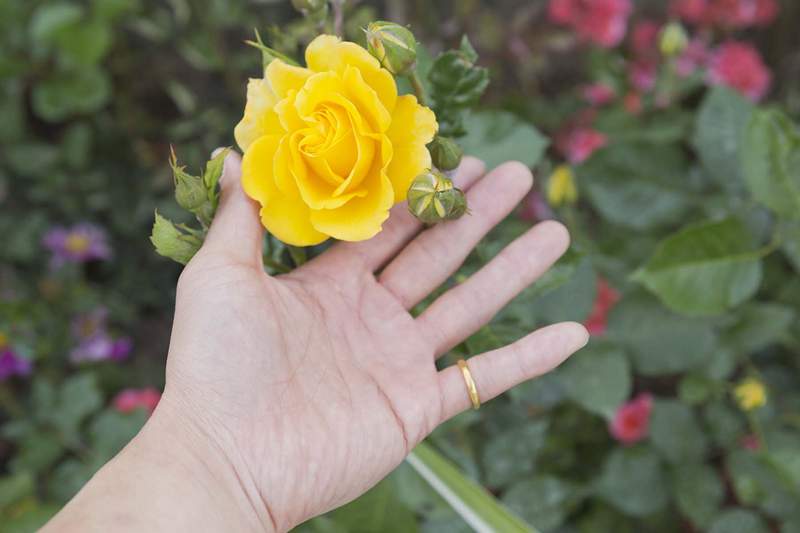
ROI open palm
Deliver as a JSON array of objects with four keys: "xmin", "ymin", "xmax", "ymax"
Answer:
[{"xmin": 163, "ymin": 151, "xmax": 588, "ymax": 531}]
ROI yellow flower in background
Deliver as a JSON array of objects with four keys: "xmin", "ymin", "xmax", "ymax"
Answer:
[
  {"xmin": 547, "ymin": 165, "xmax": 578, "ymax": 207},
  {"xmin": 734, "ymin": 377, "xmax": 767, "ymax": 411},
  {"xmin": 235, "ymin": 35, "xmax": 437, "ymax": 246}
]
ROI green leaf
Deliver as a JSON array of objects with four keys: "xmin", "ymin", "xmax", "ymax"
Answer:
[
  {"xmin": 150, "ymin": 211, "xmax": 203, "ymax": 265},
  {"xmin": 559, "ymin": 344, "xmax": 631, "ymax": 419},
  {"xmin": 482, "ymin": 421, "xmax": 548, "ymax": 488},
  {"xmin": 703, "ymin": 402, "xmax": 745, "ymax": 449},
  {"xmin": 742, "ymin": 109, "xmax": 800, "ymax": 219},
  {"xmin": 709, "ymin": 509, "xmax": 770, "ymax": 533},
  {"xmin": 325, "ymin": 477, "xmax": 418, "ymax": 533},
  {"xmin": 693, "ymin": 86, "xmax": 754, "ymax": 190},
  {"xmin": 595, "ymin": 447, "xmax": 669, "ymax": 517},
  {"xmin": 724, "ymin": 303, "xmax": 795, "ymax": 353},
  {"xmin": 54, "ymin": 20, "xmax": 112, "ymax": 66},
  {"xmin": 672, "ymin": 464, "xmax": 724, "ymax": 530},
  {"xmin": 649, "ymin": 399, "xmax": 708, "ymax": 464},
  {"xmin": 633, "ymin": 217, "xmax": 765, "ymax": 316},
  {"xmin": 457, "ymin": 111, "xmax": 548, "ymax": 169},
  {"xmin": 0, "ymin": 472, "xmax": 35, "ymax": 509},
  {"xmin": 52, "ymin": 374, "xmax": 103, "ymax": 441},
  {"xmin": 428, "ymin": 36, "xmax": 489, "ymax": 137},
  {"xmin": 89, "ymin": 409, "xmax": 148, "ymax": 458},
  {"xmin": 502, "ymin": 476, "xmax": 578, "ymax": 531},
  {"xmin": 31, "ymin": 68, "xmax": 111, "ymax": 122},
  {"xmin": 29, "ymin": 2, "xmax": 83, "ymax": 42},
  {"xmin": 728, "ymin": 449, "xmax": 799, "ymax": 518},
  {"xmin": 608, "ymin": 292, "xmax": 717, "ymax": 376},
  {"xmin": 407, "ymin": 441, "xmax": 537, "ymax": 533}
]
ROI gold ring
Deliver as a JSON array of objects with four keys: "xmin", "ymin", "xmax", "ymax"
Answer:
[{"xmin": 457, "ymin": 359, "xmax": 481, "ymax": 410}]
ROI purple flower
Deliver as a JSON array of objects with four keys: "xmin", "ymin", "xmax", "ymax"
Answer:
[
  {"xmin": 0, "ymin": 349, "xmax": 32, "ymax": 380},
  {"xmin": 69, "ymin": 308, "xmax": 134, "ymax": 364},
  {"xmin": 43, "ymin": 223, "xmax": 112, "ymax": 267}
]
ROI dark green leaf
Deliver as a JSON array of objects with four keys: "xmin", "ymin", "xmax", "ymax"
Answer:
[
  {"xmin": 502, "ymin": 476, "xmax": 578, "ymax": 531},
  {"xmin": 709, "ymin": 509, "xmax": 769, "ymax": 533},
  {"xmin": 482, "ymin": 421, "xmax": 548, "ymax": 488},
  {"xmin": 633, "ymin": 217, "xmax": 765, "ymax": 316},
  {"xmin": 559, "ymin": 344, "xmax": 631, "ymax": 419},
  {"xmin": 595, "ymin": 447, "xmax": 669, "ymax": 517},
  {"xmin": 649, "ymin": 399, "xmax": 708, "ymax": 464},
  {"xmin": 672, "ymin": 464, "xmax": 724, "ymax": 530},
  {"xmin": 457, "ymin": 111, "xmax": 548, "ymax": 169}
]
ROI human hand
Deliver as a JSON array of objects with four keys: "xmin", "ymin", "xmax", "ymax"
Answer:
[{"xmin": 47, "ymin": 152, "xmax": 588, "ymax": 533}]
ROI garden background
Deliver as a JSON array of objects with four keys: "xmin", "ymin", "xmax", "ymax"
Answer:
[{"xmin": 3, "ymin": 0, "xmax": 800, "ymax": 531}]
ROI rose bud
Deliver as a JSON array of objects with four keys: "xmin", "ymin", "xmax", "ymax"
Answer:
[
  {"xmin": 170, "ymin": 148, "xmax": 207, "ymax": 211},
  {"xmin": 659, "ymin": 22, "xmax": 689, "ymax": 58},
  {"xmin": 407, "ymin": 170, "xmax": 468, "ymax": 224},
  {"xmin": 365, "ymin": 21, "xmax": 418, "ymax": 75},
  {"xmin": 429, "ymin": 136, "xmax": 463, "ymax": 171}
]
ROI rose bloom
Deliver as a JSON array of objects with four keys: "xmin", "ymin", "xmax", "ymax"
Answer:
[
  {"xmin": 556, "ymin": 127, "xmax": 608, "ymax": 164},
  {"xmin": 609, "ymin": 393, "xmax": 653, "ymax": 445},
  {"xmin": 113, "ymin": 388, "xmax": 161, "ymax": 415},
  {"xmin": 548, "ymin": 0, "xmax": 633, "ymax": 48},
  {"xmin": 582, "ymin": 83, "xmax": 616, "ymax": 106},
  {"xmin": 235, "ymin": 35, "xmax": 437, "ymax": 246},
  {"xmin": 708, "ymin": 41, "xmax": 771, "ymax": 102}
]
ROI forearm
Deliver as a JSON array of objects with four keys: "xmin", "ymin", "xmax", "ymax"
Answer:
[{"xmin": 43, "ymin": 397, "xmax": 277, "ymax": 533}]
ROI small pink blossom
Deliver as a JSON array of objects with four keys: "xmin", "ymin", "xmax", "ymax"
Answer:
[
  {"xmin": 113, "ymin": 388, "xmax": 161, "ymax": 415},
  {"xmin": 741, "ymin": 434, "xmax": 761, "ymax": 451},
  {"xmin": 557, "ymin": 127, "xmax": 608, "ymax": 164},
  {"xmin": 0, "ymin": 349, "xmax": 32, "ymax": 381},
  {"xmin": 623, "ymin": 91, "xmax": 643, "ymax": 114},
  {"xmin": 582, "ymin": 83, "xmax": 616, "ymax": 106},
  {"xmin": 584, "ymin": 277, "xmax": 620, "ymax": 336},
  {"xmin": 676, "ymin": 38, "xmax": 710, "ymax": 77},
  {"xmin": 671, "ymin": 0, "xmax": 778, "ymax": 28},
  {"xmin": 548, "ymin": 0, "xmax": 633, "ymax": 48},
  {"xmin": 609, "ymin": 393, "xmax": 653, "ymax": 445},
  {"xmin": 43, "ymin": 223, "xmax": 111, "ymax": 268},
  {"xmin": 708, "ymin": 41, "xmax": 771, "ymax": 102},
  {"xmin": 630, "ymin": 20, "xmax": 661, "ymax": 59},
  {"xmin": 628, "ymin": 60, "xmax": 658, "ymax": 92},
  {"xmin": 520, "ymin": 190, "xmax": 555, "ymax": 222}
]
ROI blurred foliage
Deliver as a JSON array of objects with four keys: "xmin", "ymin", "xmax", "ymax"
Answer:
[{"xmin": 2, "ymin": 0, "xmax": 800, "ymax": 532}]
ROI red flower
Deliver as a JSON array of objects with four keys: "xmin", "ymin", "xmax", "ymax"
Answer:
[
  {"xmin": 623, "ymin": 91, "xmax": 643, "ymax": 114},
  {"xmin": 548, "ymin": 0, "xmax": 633, "ymax": 48},
  {"xmin": 708, "ymin": 41, "xmax": 771, "ymax": 102},
  {"xmin": 556, "ymin": 127, "xmax": 608, "ymax": 164},
  {"xmin": 582, "ymin": 83, "xmax": 616, "ymax": 106},
  {"xmin": 113, "ymin": 387, "xmax": 161, "ymax": 415},
  {"xmin": 584, "ymin": 277, "xmax": 619, "ymax": 336},
  {"xmin": 609, "ymin": 393, "xmax": 653, "ymax": 445},
  {"xmin": 671, "ymin": 0, "xmax": 778, "ymax": 28}
]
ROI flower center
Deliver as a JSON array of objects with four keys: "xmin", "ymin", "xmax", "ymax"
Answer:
[{"xmin": 65, "ymin": 234, "xmax": 91, "ymax": 254}]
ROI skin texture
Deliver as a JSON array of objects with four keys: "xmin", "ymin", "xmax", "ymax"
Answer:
[{"xmin": 44, "ymin": 153, "xmax": 589, "ymax": 532}]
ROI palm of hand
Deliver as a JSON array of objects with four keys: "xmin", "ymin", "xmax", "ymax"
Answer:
[{"xmin": 163, "ymin": 152, "xmax": 588, "ymax": 531}]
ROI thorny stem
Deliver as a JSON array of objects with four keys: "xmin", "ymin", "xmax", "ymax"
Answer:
[{"xmin": 331, "ymin": 0, "xmax": 345, "ymax": 37}]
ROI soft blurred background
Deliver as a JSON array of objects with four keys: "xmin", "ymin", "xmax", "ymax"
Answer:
[{"xmin": 3, "ymin": 0, "xmax": 800, "ymax": 531}]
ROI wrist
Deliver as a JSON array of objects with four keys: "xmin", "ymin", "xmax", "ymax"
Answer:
[{"xmin": 135, "ymin": 392, "xmax": 282, "ymax": 532}]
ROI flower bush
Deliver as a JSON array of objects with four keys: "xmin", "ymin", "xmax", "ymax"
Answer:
[{"xmin": 2, "ymin": 0, "xmax": 800, "ymax": 532}]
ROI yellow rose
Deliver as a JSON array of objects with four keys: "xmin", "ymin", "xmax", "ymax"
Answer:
[{"xmin": 235, "ymin": 35, "xmax": 438, "ymax": 246}]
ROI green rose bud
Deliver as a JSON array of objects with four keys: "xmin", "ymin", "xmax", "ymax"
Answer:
[
  {"xmin": 170, "ymin": 148, "xmax": 207, "ymax": 211},
  {"xmin": 291, "ymin": 0, "xmax": 327, "ymax": 14},
  {"xmin": 407, "ymin": 170, "xmax": 468, "ymax": 224},
  {"xmin": 428, "ymin": 136, "xmax": 463, "ymax": 171},
  {"xmin": 151, "ymin": 211, "xmax": 203, "ymax": 265},
  {"xmin": 365, "ymin": 21, "xmax": 417, "ymax": 75},
  {"xmin": 659, "ymin": 22, "xmax": 689, "ymax": 58}
]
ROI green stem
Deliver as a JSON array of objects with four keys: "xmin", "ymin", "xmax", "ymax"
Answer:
[{"xmin": 408, "ymin": 69, "xmax": 428, "ymax": 106}]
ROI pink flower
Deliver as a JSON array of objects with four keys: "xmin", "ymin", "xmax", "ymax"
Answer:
[
  {"xmin": 623, "ymin": 91, "xmax": 643, "ymax": 114},
  {"xmin": 671, "ymin": 0, "xmax": 778, "ymax": 28},
  {"xmin": 628, "ymin": 60, "xmax": 658, "ymax": 92},
  {"xmin": 113, "ymin": 388, "xmax": 161, "ymax": 415},
  {"xmin": 42, "ymin": 223, "xmax": 111, "ymax": 268},
  {"xmin": 0, "ymin": 349, "xmax": 32, "ymax": 381},
  {"xmin": 609, "ymin": 393, "xmax": 653, "ymax": 445},
  {"xmin": 630, "ymin": 20, "xmax": 661, "ymax": 59},
  {"xmin": 548, "ymin": 0, "xmax": 633, "ymax": 48},
  {"xmin": 582, "ymin": 83, "xmax": 616, "ymax": 106},
  {"xmin": 584, "ymin": 277, "xmax": 619, "ymax": 336},
  {"xmin": 741, "ymin": 434, "xmax": 761, "ymax": 451},
  {"xmin": 708, "ymin": 41, "xmax": 771, "ymax": 102},
  {"xmin": 676, "ymin": 38, "xmax": 710, "ymax": 77},
  {"xmin": 557, "ymin": 127, "xmax": 608, "ymax": 164}
]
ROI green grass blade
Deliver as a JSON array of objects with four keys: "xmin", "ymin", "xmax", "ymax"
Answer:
[{"xmin": 406, "ymin": 441, "xmax": 538, "ymax": 533}]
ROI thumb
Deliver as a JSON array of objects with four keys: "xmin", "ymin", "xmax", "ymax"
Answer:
[{"xmin": 202, "ymin": 148, "xmax": 264, "ymax": 265}]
